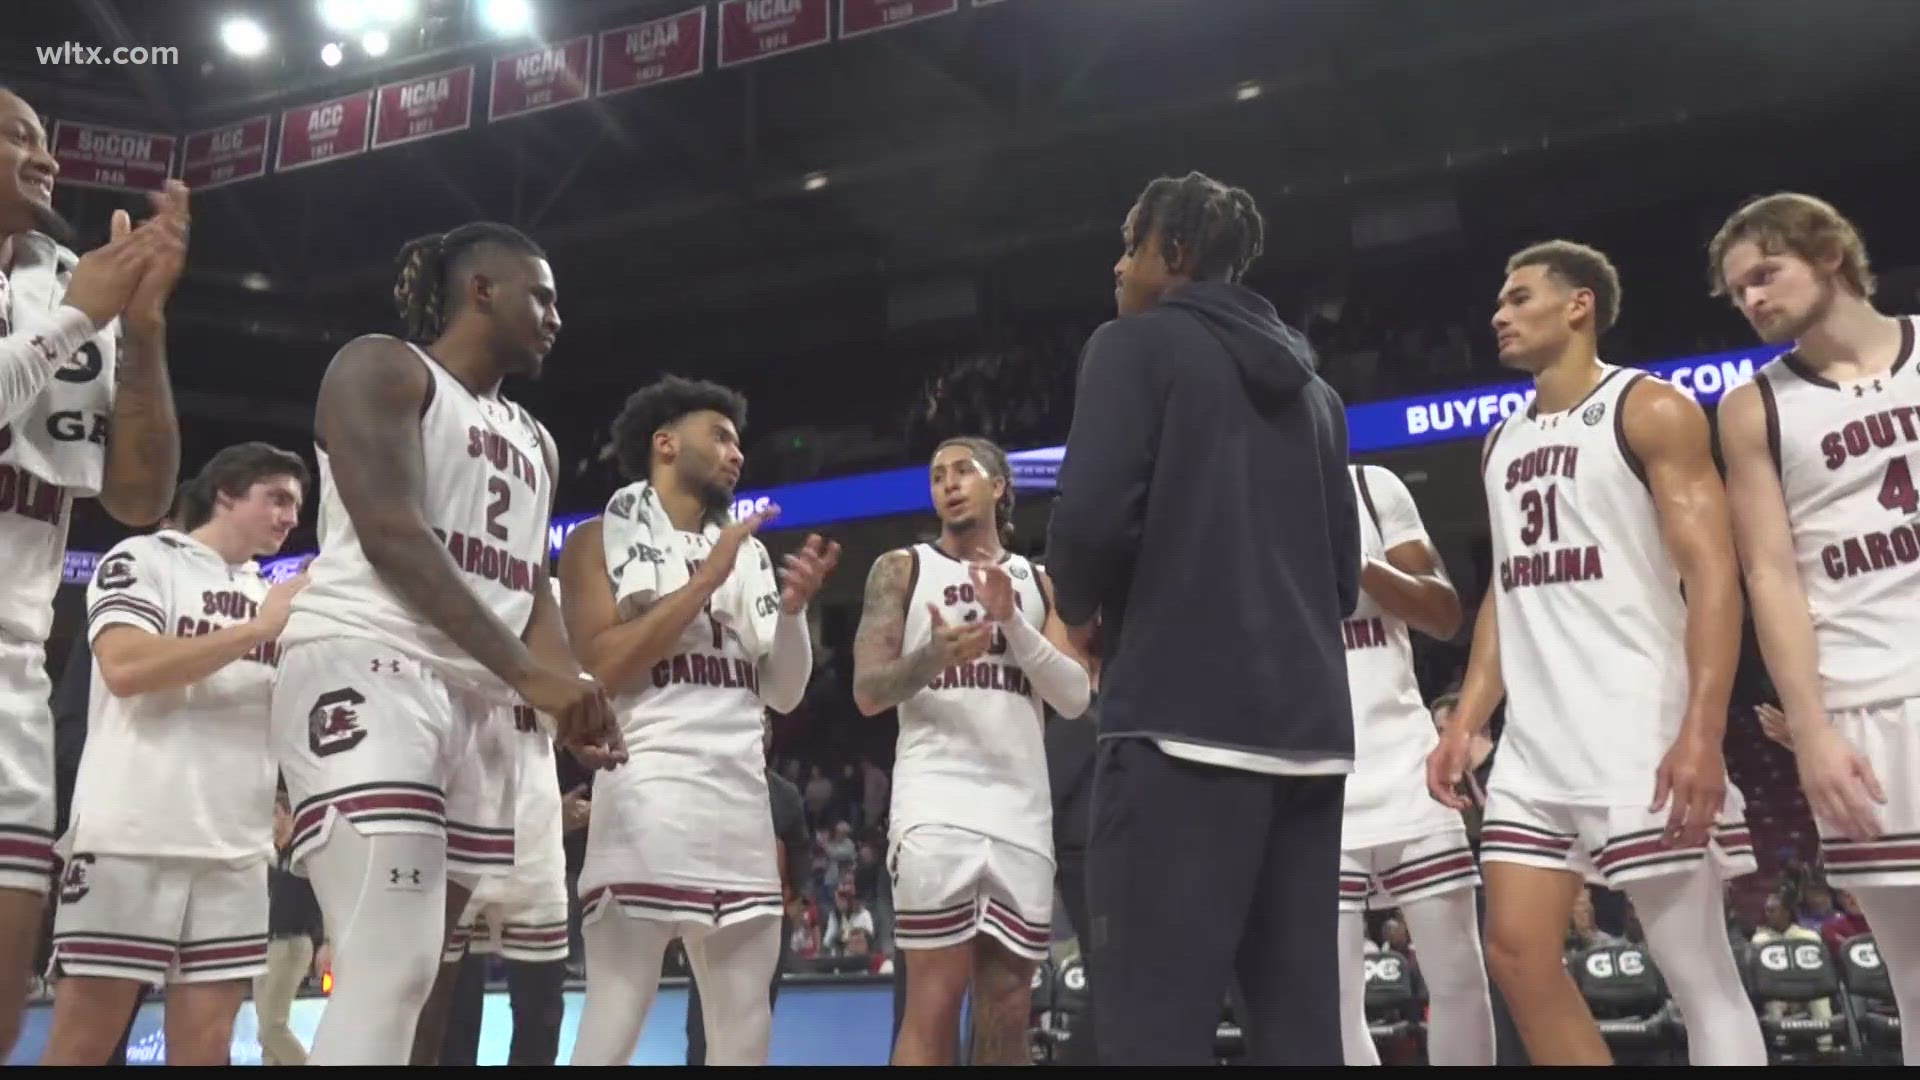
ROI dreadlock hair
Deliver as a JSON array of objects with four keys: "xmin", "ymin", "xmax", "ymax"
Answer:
[
  {"xmin": 609, "ymin": 375, "xmax": 749, "ymax": 482},
  {"xmin": 1131, "ymin": 171, "xmax": 1265, "ymax": 284},
  {"xmin": 393, "ymin": 221, "xmax": 545, "ymax": 343},
  {"xmin": 935, "ymin": 436, "xmax": 1016, "ymax": 548},
  {"xmin": 176, "ymin": 442, "xmax": 311, "ymax": 532}
]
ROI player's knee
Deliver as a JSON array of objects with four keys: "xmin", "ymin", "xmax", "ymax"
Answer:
[{"xmin": 1483, "ymin": 926, "xmax": 1557, "ymax": 990}]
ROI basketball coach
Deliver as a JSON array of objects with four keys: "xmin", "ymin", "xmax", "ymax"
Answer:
[{"xmin": 1044, "ymin": 172, "xmax": 1360, "ymax": 1066}]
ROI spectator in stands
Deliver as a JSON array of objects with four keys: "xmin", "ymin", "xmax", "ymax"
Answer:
[
  {"xmin": 786, "ymin": 896, "xmax": 824, "ymax": 960},
  {"xmin": 843, "ymin": 928, "xmax": 890, "ymax": 975},
  {"xmin": 861, "ymin": 759, "xmax": 889, "ymax": 831},
  {"xmin": 1820, "ymin": 890, "xmax": 1871, "ymax": 960},
  {"xmin": 853, "ymin": 841, "xmax": 883, "ymax": 902},
  {"xmin": 1751, "ymin": 894, "xmax": 1834, "ymax": 1036},
  {"xmin": 827, "ymin": 892, "xmax": 876, "ymax": 955},
  {"xmin": 1381, "ymin": 917, "xmax": 1415, "ymax": 962},
  {"xmin": 1566, "ymin": 892, "xmax": 1624, "ymax": 953},
  {"xmin": 823, "ymin": 822, "xmax": 859, "ymax": 890},
  {"xmin": 1798, "ymin": 885, "xmax": 1836, "ymax": 932},
  {"xmin": 805, "ymin": 766, "xmax": 835, "ymax": 823}
]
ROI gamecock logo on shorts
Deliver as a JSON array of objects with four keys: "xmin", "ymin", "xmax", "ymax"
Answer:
[
  {"xmin": 308, "ymin": 688, "xmax": 369, "ymax": 758},
  {"xmin": 58, "ymin": 854, "xmax": 95, "ymax": 904}
]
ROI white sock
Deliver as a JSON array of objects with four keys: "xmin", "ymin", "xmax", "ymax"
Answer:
[
  {"xmin": 1398, "ymin": 890, "xmax": 1495, "ymax": 1066},
  {"xmin": 1623, "ymin": 864, "xmax": 1766, "ymax": 1066},
  {"xmin": 1337, "ymin": 910, "xmax": 1381, "ymax": 1065},
  {"xmin": 301, "ymin": 825, "xmax": 449, "ymax": 1066},
  {"xmin": 1843, "ymin": 886, "xmax": 1920, "ymax": 1065},
  {"xmin": 567, "ymin": 916, "xmax": 675, "ymax": 1066},
  {"xmin": 684, "ymin": 916, "xmax": 783, "ymax": 1066}
]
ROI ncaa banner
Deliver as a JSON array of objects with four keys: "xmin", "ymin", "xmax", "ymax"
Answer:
[
  {"xmin": 372, "ymin": 65, "xmax": 475, "ymax": 150},
  {"xmin": 490, "ymin": 36, "xmax": 592, "ymax": 122},
  {"xmin": 717, "ymin": 0, "xmax": 832, "ymax": 68},
  {"xmin": 597, "ymin": 7, "xmax": 708, "ymax": 96},
  {"xmin": 840, "ymin": 0, "xmax": 960, "ymax": 39}
]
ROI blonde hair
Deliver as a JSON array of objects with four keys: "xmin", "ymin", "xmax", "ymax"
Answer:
[{"xmin": 1707, "ymin": 192, "xmax": 1873, "ymax": 299}]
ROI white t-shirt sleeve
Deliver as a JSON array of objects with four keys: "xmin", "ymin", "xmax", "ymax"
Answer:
[
  {"xmin": 85, "ymin": 537, "xmax": 173, "ymax": 643},
  {"xmin": 1360, "ymin": 465, "xmax": 1430, "ymax": 553}
]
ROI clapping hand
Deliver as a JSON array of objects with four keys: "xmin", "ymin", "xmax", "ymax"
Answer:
[{"xmin": 780, "ymin": 533, "xmax": 842, "ymax": 614}]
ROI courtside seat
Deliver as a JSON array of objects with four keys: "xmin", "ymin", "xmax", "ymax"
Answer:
[{"xmin": 1572, "ymin": 943, "xmax": 1675, "ymax": 1050}]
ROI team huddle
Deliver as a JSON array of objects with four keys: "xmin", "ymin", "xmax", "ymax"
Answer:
[{"xmin": 1, "ymin": 79, "xmax": 1918, "ymax": 1066}]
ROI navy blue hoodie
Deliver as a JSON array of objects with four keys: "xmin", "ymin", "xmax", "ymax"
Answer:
[{"xmin": 1045, "ymin": 282, "xmax": 1359, "ymax": 761}]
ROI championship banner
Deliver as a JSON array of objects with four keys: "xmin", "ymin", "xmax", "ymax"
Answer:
[
  {"xmin": 597, "ymin": 7, "xmax": 707, "ymax": 96},
  {"xmin": 276, "ymin": 90, "xmax": 374, "ymax": 173},
  {"xmin": 48, "ymin": 121, "xmax": 175, "ymax": 193},
  {"xmin": 840, "ymin": 0, "xmax": 959, "ymax": 38},
  {"xmin": 490, "ymin": 35, "xmax": 592, "ymax": 121},
  {"xmin": 716, "ymin": 0, "xmax": 831, "ymax": 68},
  {"xmin": 177, "ymin": 115, "xmax": 271, "ymax": 190},
  {"xmin": 372, "ymin": 65, "xmax": 475, "ymax": 150}
]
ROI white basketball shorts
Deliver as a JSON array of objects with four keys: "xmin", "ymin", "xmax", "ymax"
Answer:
[
  {"xmin": 1479, "ymin": 783, "xmax": 1756, "ymax": 889},
  {"xmin": 271, "ymin": 639, "xmax": 513, "ymax": 877},
  {"xmin": 50, "ymin": 853, "xmax": 268, "ymax": 986},
  {"xmin": 0, "ymin": 636, "xmax": 56, "ymax": 895},
  {"xmin": 1819, "ymin": 697, "xmax": 1920, "ymax": 888},
  {"xmin": 444, "ymin": 871, "xmax": 571, "ymax": 964},
  {"xmin": 889, "ymin": 824, "xmax": 1053, "ymax": 962},
  {"xmin": 1340, "ymin": 825, "xmax": 1481, "ymax": 914}
]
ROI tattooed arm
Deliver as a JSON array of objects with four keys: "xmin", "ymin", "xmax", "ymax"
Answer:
[{"xmin": 851, "ymin": 549, "xmax": 988, "ymax": 717}]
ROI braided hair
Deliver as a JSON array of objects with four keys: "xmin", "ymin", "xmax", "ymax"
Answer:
[
  {"xmin": 1131, "ymin": 171, "xmax": 1265, "ymax": 283},
  {"xmin": 936, "ymin": 436, "xmax": 1016, "ymax": 548},
  {"xmin": 393, "ymin": 221, "xmax": 545, "ymax": 343}
]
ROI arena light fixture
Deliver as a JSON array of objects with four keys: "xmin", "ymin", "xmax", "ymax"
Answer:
[
  {"xmin": 803, "ymin": 171, "xmax": 830, "ymax": 192},
  {"xmin": 1235, "ymin": 80, "xmax": 1263, "ymax": 102},
  {"xmin": 318, "ymin": 0, "xmax": 366, "ymax": 32},
  {"xmin": 479, "ymin": 0, "xmax": 533, "ymax": 37},
  {"xmin": 320, "ymin": 41, "xmax": 344, "ymax": 66},
  {"xmin": 361, "ymin": 28, "xmax": 390, "ymax": 56},
  {"xmin": 366, "ymin": 0, "xmax": 416, "ymax": 23},
  {"xmin": 220, "ymin": 17, "xmax": 270, "ymax": 58}
]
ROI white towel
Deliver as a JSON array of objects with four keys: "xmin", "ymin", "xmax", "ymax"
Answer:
[
  {"xmin": 600, "ymin": 480, "xmax": 782, "ymax": 658},
  {"xmin": 1, "ymin": 232, "xmax": 117, "ymax": 495}
]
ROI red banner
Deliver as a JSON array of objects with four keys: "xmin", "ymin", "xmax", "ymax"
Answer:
[
  {"xmin": 717, "ymin": 0, "xmax": 831, "ymax": 68},
  {"xmin": 973, "ymin": 0, "xmax": 1008, "ymax": 5},
  {"xmin": 276, "ymin": 90, "xmax": 374, "ymax": 173},
  {"xmin": 840, "ymin": 0, "xmax": 958, "ymax": 38},
  {"xmin": 596, "ymin": 8, "xmax": 707, "ymax": 96},
  {"xmin": 490, "ymin": 36, "xmax": 592, "ymax": 121},
  {"xmin": 178, "ymin": 115, "xmax": 271, "ymax": 191},
  {"xmin": 49, "ymin": 122, "xmax": 175, "ymax": 194},
  {"xmin": 372, "ymin": 65, "xmax": 474, "ymax": 150}
]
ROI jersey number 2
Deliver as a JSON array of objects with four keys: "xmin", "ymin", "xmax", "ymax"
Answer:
[
  {"xmin": 485, "ymin": 478, "xmax": 511, "ymax": 541},
  {"xmin": 1879, "ymin": 457, "xmax": 1918, "ymax": 516}
]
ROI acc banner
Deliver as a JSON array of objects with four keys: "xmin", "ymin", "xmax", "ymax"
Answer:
[
  {"xmin": 178, "ymin": 115, "xmax": 271, "ymax": 190},
  {"xmin": 717, "ymin": 0, "xmax": 831, "ymax": 67},
  {"xmin": 276, "ymin": 90, "xmax": 374, "ymax": 173},
  {"xmin": 840, "ymin": 0, "xmax": 959, "ymax": 38},
  {"xmin": 491, "ymin": 36, "xmax": 592, "ymax": 121},
  {"xmin": 597, "ymin": 7, "xmax": 707, "ymax": 96},
  {"xmin": 49, "ymin": 122, "xmax": 175, "ymax": 193},
  {"xmin": 373, "ymin": 65, "xmax": 475, "ymax": 150}
]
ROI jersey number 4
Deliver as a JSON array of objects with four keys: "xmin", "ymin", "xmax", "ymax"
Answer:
[{"xmin": 1879, "ymin": 457, "xmax": 1918, "ymax": 516}]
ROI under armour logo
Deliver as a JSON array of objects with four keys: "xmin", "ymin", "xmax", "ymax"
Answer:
[
  {"xmin": 370, "ymin": 658, "xmax": 400, "ymax": 673},
  {"xmin": 1855, "ymin": 380, "xmax": 1885, "ymax": 397},
  {"xmin": 389, "ymin": 868, "xmax": 422, "ymax": 886}
]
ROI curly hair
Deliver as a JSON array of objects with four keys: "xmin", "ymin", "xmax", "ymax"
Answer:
[
  {"xmin": 609, "ymin": 375, "xmax": 749, "ymax": 481},
  {"xmin": 935, "ymin": 436, "xmax": 1017, "ymax": 548},
  {"xmin": 1131, "ymin": 171, "xmax": 1265, "ymax": 284},
  {"xmin": 393, "ymin": 221, "xmax": 545, "ymax": 342}
]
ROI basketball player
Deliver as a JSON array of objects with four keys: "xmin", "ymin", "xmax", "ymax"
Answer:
[
  {"xmin": 561, "ymin": 375, "xmax": 837, "ymax": 1066},
  {"xmin": 853, "ymin": 436, "xmax": 1091, "ymax": 1066},
  {"xmin": 1712, "ymin": 193, "xmax": 1920, "ymax": 1063},
  {"xmin": 40, "ymin": 443, "xmax": 307, "ymax": 1064},
  {"xmin": 1427, "ymin": 240, "xmax": 1765, "ymax": 1065},
  {"xmin": 1336, "ymin": 462, "xmax": 1494, "ymax": 1066},
  {"xmin": 0, "ymin": 87, "xmax": 187, "ymax": 1056},
  {"xmin": 268, "ymin": 222, "xmax": 616, "ymax": 1066}
]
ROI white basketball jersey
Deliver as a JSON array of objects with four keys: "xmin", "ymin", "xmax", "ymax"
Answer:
[
  {"xmin": 1483, "ymin": 367, "xmax": 1689, "ymax": 805},
  {"xmin": 891, "ymin": 544, "xmax": 1052, "ymax": 858},
  {"xmin": 73, "ymin": 531, "xmax": 279, "ymax": 862},
  {"xmin": 1342, "ymin": 465, "xmax": 1451, "ymax": 848},
  {"xmin": 1756, "ymin": 316, "xmax": 1920, "ymax": 710},
  {"xmin": 283, "ymin": 340, "xmax": 553, "ymax": 692},
  {"xmin": 596, "ymin": 528, "xmax": 775, "ymax": 890}
]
